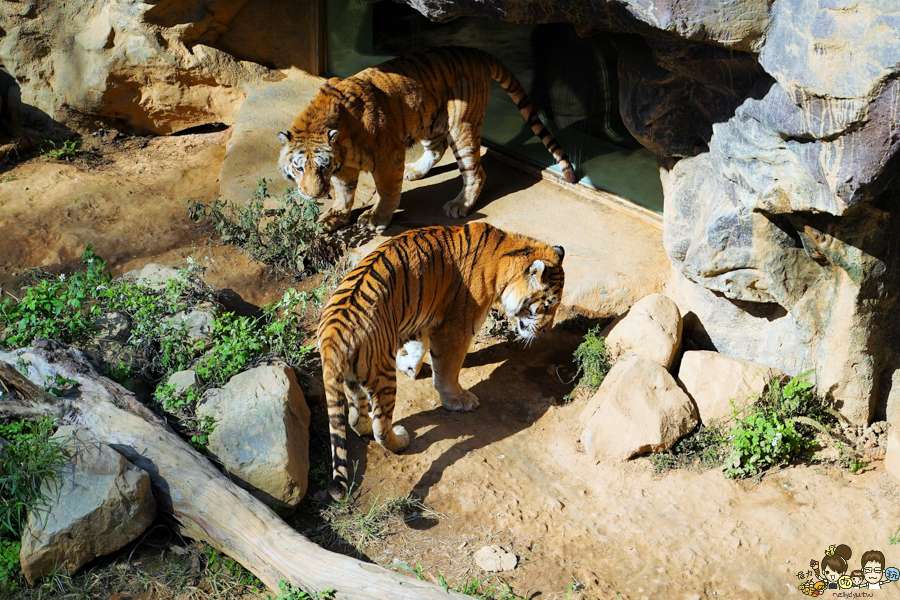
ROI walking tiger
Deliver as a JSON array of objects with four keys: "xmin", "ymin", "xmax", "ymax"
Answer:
[{"xmin": 279, "ymin": 47, "xmax": 578, "ymax": 233}]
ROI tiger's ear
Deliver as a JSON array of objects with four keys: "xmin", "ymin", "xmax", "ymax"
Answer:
[
  {"xmin": 553, "ymin": 245, "xmax": 565, "ymax": 261},
  {"xmin": 526, "ymin": 259, "xmax": 545, "ymax": 282},
  {"xmin": 278, "ymin": 130, "xmax": 292, "ymax": 145},
  {"xmin": 327, "ymin": 129, "xmax": 339, "ymax": 143}
]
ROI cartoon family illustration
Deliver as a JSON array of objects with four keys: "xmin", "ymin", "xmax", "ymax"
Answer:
[{"xmin": 798, "ymin": 544, "xmax": 899, "ymax": 595}]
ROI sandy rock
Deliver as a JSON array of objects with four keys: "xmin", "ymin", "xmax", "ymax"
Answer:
[
  {"xmin": 219, "ymin": 69, "xmax": 323, "ymax": 205},
  {"xmin": 677, "ymin": 351, "xmax": 785, "ymax": 423},
  {"xmin": 887, "ymin": 369, "xmax": 900, "ymax": 427},
  {"xmin": 166, "ymin": 370, "xmax": 200, "ymax": 396},
  {"xmin": 580, "ymin": 354, "xmax": 698, "ymax": 461},
  {"xmin": 0, "ymin": 0, "xmax": 284, "ymax": 134},
  {"xmin": 605, "ymin": 293, "xmax": 682, "ymax": 370},
  {"xmin": 19, "ymin": 427, "xmax": 156, "ymax": 584},
  {"xmin": 886, "ymin": 425, "xmax": 900, "ymax": 485},
  {"xmin": 474, "ymin": 545, "xmax": 517, "ymax": 572},
  {"xmin": 197, "ymin": 365, "xmax": 310, "ymax": 511}
]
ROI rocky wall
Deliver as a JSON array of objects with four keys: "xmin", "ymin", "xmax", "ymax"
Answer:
[{"xmin": 0, "ymin": 0, "xmax": 318, "ymax": 134}]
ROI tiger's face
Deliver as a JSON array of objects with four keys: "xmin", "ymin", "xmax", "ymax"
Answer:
[
  {"xmin": 277, "ymin": 129, "xmax": 340, "ymax": 200},
  {"xmin": 500, "ymin": 247, "xmax": 565, "ymax": 342}
]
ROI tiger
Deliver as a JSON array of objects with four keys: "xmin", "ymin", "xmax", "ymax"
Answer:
[
  {"xmin": 278, "ymin": 46, "xmax": 578, "ymax": 234},
  {"xmin": 317, "ymin": 222, "xmax": 565, "ymax": 499}
]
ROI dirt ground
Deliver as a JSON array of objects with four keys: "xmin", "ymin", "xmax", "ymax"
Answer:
[{"xmin": 2, "ymin": 132, "xmax": 900, "ymax": 600}]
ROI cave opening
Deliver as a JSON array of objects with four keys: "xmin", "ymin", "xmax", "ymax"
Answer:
[{"xmin": 325, "ymin": 0, "xmax": 665, "ymax": 214}]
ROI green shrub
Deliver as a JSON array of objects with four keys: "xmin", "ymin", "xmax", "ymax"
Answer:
[
  {"xmin": 649, "ymin": 423, "xmax": 728, "ymax": 475},
  {"xmin": 569, "ymin": 324, "xmax": 612, "ymax": 398},
  {"xmin": 269, "ymin": 581, "xmax": 335, "ymax": 600},
  {"xmin": 0, "ymin": 417, "xmax": 69, "ymax": 592},
  {"xmin": 188, "ymin": 178, "xmax": 340, "ymax": 277},
  {"xmin": 723, "ymin": 370, "xmax": 833, "ymax": 479}
]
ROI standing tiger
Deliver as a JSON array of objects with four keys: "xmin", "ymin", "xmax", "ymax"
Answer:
[
  {"xmin": 317, "ymin": 223, "xmax": 565, "ymax": 500},
  {"xmin": 278, "ymin": 47, "xmax": 578, "ymax": 234}
]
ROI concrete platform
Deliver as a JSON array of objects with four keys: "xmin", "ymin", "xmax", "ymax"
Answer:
[{"xmin": 220, "ymin": 70, "xmax": 669, "ymax": 317}]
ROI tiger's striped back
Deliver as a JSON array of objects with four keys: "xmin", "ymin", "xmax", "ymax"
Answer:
[{"xmin": 317, "ymin": 223, "xmax": 565, "ymax": 499}]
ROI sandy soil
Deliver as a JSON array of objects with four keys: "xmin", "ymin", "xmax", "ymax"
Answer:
[{"xmin": 2, "ymin": 132, "xmax": 899, "ymax": 600}]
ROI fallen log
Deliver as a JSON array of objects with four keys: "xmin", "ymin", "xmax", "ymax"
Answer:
[{"xmin": 0, "ymin": 341, "xmax": 471, "ymax": 599}]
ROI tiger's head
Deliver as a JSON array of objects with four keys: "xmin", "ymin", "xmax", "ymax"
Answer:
[
  {"xmin": 499, "ymin": 245, "xmax": 566, "ymax": 342},
  {"xmin": 277, "ymin": 128, "xmax": 341, "ymax": 200}
]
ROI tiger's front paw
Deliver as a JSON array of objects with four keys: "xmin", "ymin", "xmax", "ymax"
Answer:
[
  {"xmin": 443, "ymin": 198, "xmax": 470, "ymax": 219},
  {"xmin": 318, "ymin": 209, "xmax": 351, "ymax": 232},
  {"xmin": 357, "ymin": 207, "xmax": 391, "ymax": 233},
  {"xmin": 440, "ymin": 389, "xmax": 480, "ymax": 412}
]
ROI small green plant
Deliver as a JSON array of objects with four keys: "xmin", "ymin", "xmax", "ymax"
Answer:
[
  {"xmin": 650, "ymin": 422, "xmax": 728, "ymax": 475},
  {"xmin": 889, "ymin": 527, "xmax": 900, "ymax": 545},
  {"xmin": 723, "ymin": 371, "xmax": 833, "ymax": 479},
  {"xmin": 0, "ymin": 417, "xmax": 69, "ymax": 592},
  {"xmin": 269, "ymin": 581, "xmax": 336, "ymax": 600},
  {"xmin": 0, "ymin": 174, "xmax": 20, "ymax": 183},
  {"xmin": 833, "ymin": 441, "xmax": 868, "ymax": 474},
  {"xmin": 43, "ymin": 373, "xmax": 79, "ymax": 397},
  {"xmin": 40, "ymin": 139, "xmax": 80, "ymax": 161},
  {"xmin": 188, "ymin": 178, "xmax": 340, "ymax": 276},
  {"xmin": 201, "ymin": 543, "xmax": 262, "ymax": 590},
  {"xmin": 396, "ymin": 565, "xmax": 525, "ymax": 600},
  {"xmin": 187, "ymin": 415, "xmax": 217, "ymax": 452},
  {"xmin": 568, "ymin": 324, "xmax": 612, "ymax": 400}
]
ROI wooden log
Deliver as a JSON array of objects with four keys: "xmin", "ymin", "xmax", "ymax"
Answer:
[{"xmin": 0, "ymin": 342, "xmax": 471, "ymax": 599}]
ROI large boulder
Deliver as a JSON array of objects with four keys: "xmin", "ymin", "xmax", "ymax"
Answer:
[
  {"xmin": 677, "ymin": 351, "xmax": 785, "ymax": 424},
  {"xmin": 19, "ymin": 427, "xmax": 156, "ymax": 584},
  {"xmin": 197, "ymin": 365, "xmax": 311, "ymax": 511},
  {"xmin": 0, "ymin": 0, "xmax": 325, "ymax": 135},
  {"xmin": 605, "ymin": 293, "xmax": 682, "ymax": 370},
  {"xmin": 579, "ymin": 354, "xmax": 698, "ymax": 461}
]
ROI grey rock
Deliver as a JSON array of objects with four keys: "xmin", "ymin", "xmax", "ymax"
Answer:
[
  {"xmin": 135, "ymin": 264, "xmax": 182, "ymax": 291},
  {"xmin": 91, "ymin": 311, "xmax": 131, "ymax": 345},
  {"xmin": 197, "ymin": 365, "xmax": 310, "ymax": 511},
  {"xmin": 19, "ymin": 427, "xmax": 156, "ymax": 585},
  {"xmin": 166, "ymin": 370, "xmax": 200, "ymax": 396},
  {"xmin": 168, "ymin": 303, "xmax": 218, "ymax": 345}
]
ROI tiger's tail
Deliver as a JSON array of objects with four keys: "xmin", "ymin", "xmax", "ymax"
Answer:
[
  {"xmin": 487, "ymin": 56, "xmax": 578, "ymax": 184},
  {"xmin": 322, "ymin": 353, "xmax": 351, "ymax": 501}
]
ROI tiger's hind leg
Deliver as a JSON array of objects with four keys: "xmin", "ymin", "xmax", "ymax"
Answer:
[
  {"xmin": 344, "ymin": 379, "xmax": 373, "ymax": 437},
  {"xmin": 405, "ymin": 136, "xmax": 448, "ymax": 181},
  {"xmin": 443, "ymin": 124, "xmax": 486, "ymax": 219},
  {"xmin": 367, "ymin": 365, "xmax": 410, "ymax": 452}
]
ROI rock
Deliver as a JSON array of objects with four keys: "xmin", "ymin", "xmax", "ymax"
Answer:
[
  {"xmin": 19, "ymin": 427, "xmax": 156, "ymax": 584},
  {"xmin": 168, "ymin": 303, "xmax": 218, "ymax": 345},
  {"xmin": 677, "ymin": 351, "xmax": 785, "ymax": 423},
  {"xmin": 219, "ymin": 69, "xmax": 323, "ymax": 205},
  {"xmin": 580, "ymin": 354, "xmax": 698, "ymax": 461},
  {"xmin": 82, "ymin": 311, "xmax": 133, "ymax": 372},
  {"xmin": 166, "ymin": 370, "xmax": 200, "ymax": 396},
  {"xmin": 0, "ymin": 0, "xmax": 289, "ymax": 134},
  {"xmin": 197, "ymin": 365, "xmax": 310, "ymax": 511},
  {"xmin": 886, "ymin": 426, "xmax": 900, "ymax": 484},
  {"xmin": 135, "ymin": 264, "xmax": 182, "ymax": 291},
  {"xmin": 887, "ymin": 369, "xmax": 900, "ymax": 427},
  {"xmin": 91, "ymin": 311, "xmax": 131, "ymax": 344},
  {"xmin": 605, "ymin": 293, "xmax": 682, "ymax": 370},
  {"xmin": 473, "ymin": 545, "xmax": 517, "ymax": 572}
]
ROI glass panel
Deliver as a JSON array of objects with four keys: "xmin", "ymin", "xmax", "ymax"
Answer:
[{"xmin": 325, "ymin": 0, "xmax": 664, "ymax": 214}]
